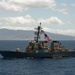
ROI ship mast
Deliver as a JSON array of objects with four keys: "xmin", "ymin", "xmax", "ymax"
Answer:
[
  {"xmin": 34, "ymin": 23, "xmax": 42, "ymax": 43},
  {"xmin": 37, "ymin": 23, "xmax": 41, "ymax": 42}
]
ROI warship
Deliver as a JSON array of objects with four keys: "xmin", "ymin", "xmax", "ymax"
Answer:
[{"xmin": 0, "ymin": 23, "xmax": 75, "ymax": 59}]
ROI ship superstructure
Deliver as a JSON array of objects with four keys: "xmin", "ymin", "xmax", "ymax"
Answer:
[
  {"xmin": 25, "ymin": 23, "xmax": 50, "ymax": 53},
  {"xmin": 25, "ymin": 23, "xmax": 68, "ymax": 53}
]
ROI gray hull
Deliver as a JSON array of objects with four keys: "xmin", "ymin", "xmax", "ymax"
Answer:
[{"xmin": 0, "ymin": 50, "xmax": 75, "ymax": 59}]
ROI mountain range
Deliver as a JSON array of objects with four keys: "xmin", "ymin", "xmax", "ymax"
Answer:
[{"xmin": 0, "ymin": 29, "xmax": 75, "ymax": 40}]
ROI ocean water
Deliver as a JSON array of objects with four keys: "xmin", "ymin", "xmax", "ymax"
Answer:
[{"xmin": 0, "ymin": 40, "xmax": 75, "ymax": 75}]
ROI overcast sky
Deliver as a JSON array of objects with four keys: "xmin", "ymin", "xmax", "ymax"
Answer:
[{"xmin": 0, "ymin": 0, "xmax": 75, "ymax": 36}]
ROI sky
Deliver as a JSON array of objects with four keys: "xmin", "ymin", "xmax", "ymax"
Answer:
[{"xmin": 0, "ymin": 0, "xmax": 75, "ymax": 36}]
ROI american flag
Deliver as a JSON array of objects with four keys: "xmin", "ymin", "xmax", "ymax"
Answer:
[{"xmin": 44, "ymin": 33, "xmax": 51, "ymax": 42}]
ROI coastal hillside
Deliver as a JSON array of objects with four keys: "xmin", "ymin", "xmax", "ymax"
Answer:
[{"xmin": 0, "ymin": 29, "xmax": 75, "ymax": 40}]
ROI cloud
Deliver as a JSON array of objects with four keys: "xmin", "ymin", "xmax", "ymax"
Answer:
[
  {"xmin": 38, "ymin": 17, "xmax": 64, "ymax": 25},
  {"xmin": 43, "ymin": 27, "xmax": 75, "ymax": 36},
  {"xmin": 0, "ymin": 15, "xmax": 74, "ymax": 36},
  {"xmin": 49, "ymin": 17, "xmax": 64, "ymax": 25},
  {"xmin": 57, "ymin": 8, "xmax": 69, "ymax": 15},
  {"xmin": 56, "ymin": 3, "xmax": 68, "ymax": 15},
  {"xmin": 0, "ymin": 1, "xmax": 22, "ymax": 12},
  {"xmin": 56, "ymin": 30, "xmax": 75, "ymax": 36},
  {"xmin": 62, "ymin": 12, "xmax": 68, "ymax": 15},
  {"xmin": 9, "ymin": 0, "xmax": 56, "ymax": 8},
  {"xmin": 0, "ymin": 15, "xmax": 64, "ymax": 28},
  {"xmin": 0, "ymin": 15, "xmax": 36, "ymax": 25},
  {"xmin": 58, "ymin": 8, "xmax": 68, "ymax": 15},
  {"xmin": 0, "ymin": 0, "xmax": 56, "ymax": 12},
  {"xmin": 59, "ymin": 8, "xmax": 67, "ymax": 12}
]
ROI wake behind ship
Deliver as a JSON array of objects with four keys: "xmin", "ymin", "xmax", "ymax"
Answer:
[{"xmin": 0, "ymin": 23, "xmax": 75, "ymax": 59}]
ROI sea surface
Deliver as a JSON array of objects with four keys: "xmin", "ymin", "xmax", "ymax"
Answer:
[{"xmin": 0, "ymin": 40, "xmax": 75, "ymax": 75}]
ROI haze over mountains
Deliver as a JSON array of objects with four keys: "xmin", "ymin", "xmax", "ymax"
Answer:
[{"xmin": 0, "ymin": 29, "xmax": 75, "ymax": 40}]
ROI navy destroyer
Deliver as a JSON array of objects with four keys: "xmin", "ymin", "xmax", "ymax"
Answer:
[{"xmin": 0, "ymin": 23, "xmax": 75, "ymax": 59}]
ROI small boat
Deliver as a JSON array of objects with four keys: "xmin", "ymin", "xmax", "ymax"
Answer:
[{"xmin": 0, "ymin": 23, "xmax": 75, "ymax": 59}]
